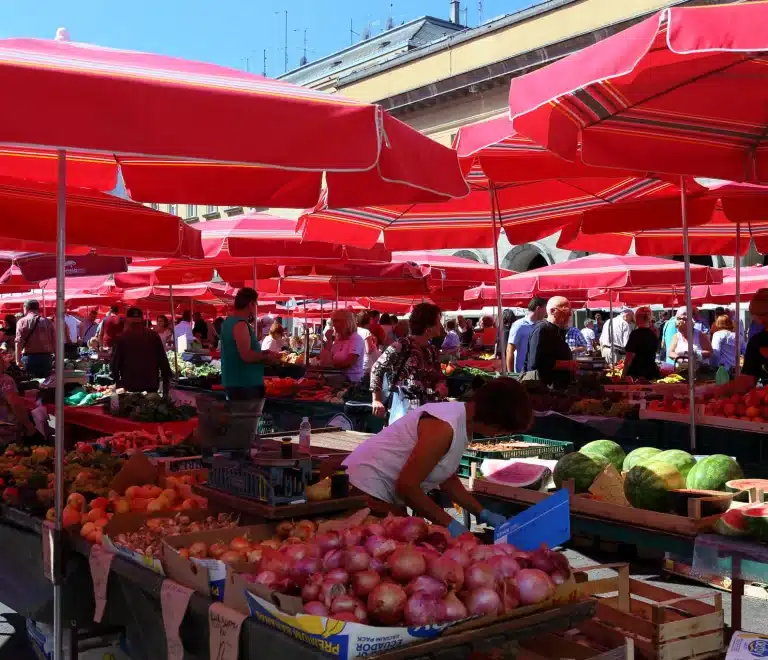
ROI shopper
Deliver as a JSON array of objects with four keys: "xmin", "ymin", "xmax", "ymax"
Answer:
[
  {"xmin": 524, "ymin": 296, "xmax": 576, "ymax": 388},
  {"xmin": 441, "ymin": 320, "xmax": 461, "ymax": 354},
  {"xmin": 63, "ymin": 310, "xmax": 81, "ymax": 359},
  {"xmin": 580, "ymin": 318, "xmax": 596, "ymax": 347},
  {"xmin": 457, "ymin": 315, "xmax": 474, "ymax": 347},
  {"xmin": 320, "ymin": 310, "xmax": 365, "ymax": 383},
  {"xmin": 506, "ymin": 297, "xmax": 546, "ymax": 374},
  {"xmin": 342, "ymin": 378, "xmax": 532, "ymax": 527},
  {"xmin": 79, "ymin": 309, "xmax": 100, "ymax": 347},
  {"xmin": 220, "ymin": 288, "xmax": 276, "ymax": 401},
  {"xmin": 357, "ymin": 312, "xmax": 381, "ymax": 377},
  {"xmin": 192, "ymin": 311, "xmax": 208, "ymax": 343},
  {"xmin": 565, "ymin": 323, "xmax": 588, "ymax": 355},
  {"xmin": 98, "ymin": 305, "xmax": 123, "ymax": 350},
  {"xmin": 111, "ymin": 308, "xmax": 171, "ymax": 394},
  {"xmin": 622, "ymin": 307, "xmax": 660, "ymax": 381},
  {"xmin": 668, "ymin": 306, "xmax": 712, "ymax": 365},
  {"xmin": 711, "ymin": 314, "xmax": 742, "ymax": 372},
  {"xmin": 371, "ymin": 302, "xmax": 446, "ymax": 423},
  {"xmin": 174, "ymin": 310, "xmax": 195, "ymax": 349},
  {"xmin": 0, "ymin": 351, "xmax": 37, "ymax": 444},
  {"xmin": 475, "ymin": 316, "xmax": 497, "ymax": 348},
  {"xmin": 261, "ymin": 322, "xmax": 286, "ymax": 353},
  {"xmin": 154, "ymin": 314, "xmax": 173, "ymax": 349},
  {"xmin": 368, "ymin": 310, "xmax": 386, "ymax": 347},
  {"xmin": 599, "ymin": 308, "xmax": 634, "ymax": 365},
  {"xmin": 379, "ymin": 313, "xmax": 395, "ymax": 346},
  {"xmin": 15, "ymin": 300, "xmax": 55, "ymax": 378}
]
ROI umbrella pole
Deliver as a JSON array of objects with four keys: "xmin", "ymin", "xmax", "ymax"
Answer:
[
  {"xmin": 609, "ymin": 292, "xmax": 614, "ymax": 365},
  {"xmin": 169, "ymin": 284, "xmax": 179, "ymax": 376},
  {"xmin": 735, "ymin": 222, "xmax": 742, "ymax": 378},
  {"xmin": 681, "ymin": 178, "xmax": 697, "ymax": 451},
  {"xmin": 252, "ymin": 262, "xmax": 258, "ymax": 341},
  {"xmin": 53, "ymin": 149, "xmax": 67, "ymax": 660},
  {"xmin": 488, "ymin": 185, "xmax": 506, "ymax": 375}
]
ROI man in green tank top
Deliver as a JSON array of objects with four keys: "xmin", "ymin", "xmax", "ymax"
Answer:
[{"xmin": 220, "ymin": 288, "xmax": 277, "ymax": 400}]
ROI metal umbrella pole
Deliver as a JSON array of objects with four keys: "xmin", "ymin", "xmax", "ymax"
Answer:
[
  {"xmin": 680, "ymin": 178, "xmax": 697, "ymax": 451},
  {"xmin": 735, "ymin": 222, "xmax": 742, "ymax": 377},
  {"xmin": 609, "ymin": 291, "xmax": 614, "ymax": 366},
  {"xmin": 488, "ymin": 185, "xmax": 507, "ymax": 375},
  {"xmin": 53, "ymin": 149, "xmax": 66, "ymax": 660},
  {"xmin": 252, "ymin": 262, "xmax": 258, "ymax": 339},
  {"xmin": 169, "ymin": 284, "xmax": 179, "ymax": 376}
]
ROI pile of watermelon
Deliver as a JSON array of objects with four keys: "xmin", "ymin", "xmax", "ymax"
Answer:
[
  {"xmin": 553, "ymin": 440, "xmax": 625, "ymax": 493},
  {"xmin": 715, "ymin": 479, "xmax": 768, "ymax": 541}
]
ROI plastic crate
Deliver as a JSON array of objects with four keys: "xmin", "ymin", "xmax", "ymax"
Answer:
[
  {"xmin": 207, "ymin": 455, "xmax": 311, "ymax": 505},
  {"xmin": 196, "ymin": 394, "xmax": 264, "ymax": 452},
  {"xmin": 458, "ymin": 434, "xmax": 573, "ymax": 479}
]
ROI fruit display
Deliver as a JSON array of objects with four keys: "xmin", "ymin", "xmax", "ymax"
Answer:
[
  {"xmin": 281, "ymin": 352, "xmax": 305, "ymax": 365},
  {"xmin": 700, "ymin": 388, "xmax": 768, "ymax": 423},
  {"xmin": 655, "ymin": 373, "xmax": 686, "ymax": 385},
  {"xmin": 93, "ymin": 429, "xmax": 183, "ymax": 453},
  {"xmin": 264, "ymin": 377, "xmax": 301, "ymax": 398},
  {"xmin": 553, "ymin": 452, "xmax": 610, "ymax": 493},
  {"xmin": 624, "ymin": 459, "xmax": 686, "ymax": 511},
  {"xmin": 686, "ymin": 454, "xmax": 743, "ymax": 492},
  {"xmin": 569, "ymin": 399, "xmax": 637, "ymax": 418},
  {"xmin": 622, "ymin": 447, "xmax": 661, "ymax": 472},
  {"xmin": 481, "ymin": 462, "xmax": 551, "ymax": 490},
  {"xmin": 580, "ymin": 440, "xmax": 625, "ymax": 472},
  {"xmin": 104, "ymin": 392, "xmax": 196, "ymax": 422},
  {"xmin": 223, "ymin": 515, "xmax": 572, "ymax": 626}
]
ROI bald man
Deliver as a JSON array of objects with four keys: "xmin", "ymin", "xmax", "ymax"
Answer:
[{"xmin": 523, "ymin": 296, "xmax": 577, "ymax": 388}]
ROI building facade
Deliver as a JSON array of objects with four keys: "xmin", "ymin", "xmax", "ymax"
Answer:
[{"xmin": 280, "ymin": 0, "xmax": 748, "ymax": 272}]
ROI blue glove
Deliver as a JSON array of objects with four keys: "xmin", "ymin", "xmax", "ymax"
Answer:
[
  {"xmin": 447, "ymin": 519, "xmax": 470, "ymax": 538},
  {"xmin": 478, "ymin": 509, "xmax": 506, "ymax": 528}
]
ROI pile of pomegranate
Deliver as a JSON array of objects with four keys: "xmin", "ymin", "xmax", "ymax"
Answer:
[{"xmin": 246, "ymin": 515, "xmax": 571, "ymax": 626}]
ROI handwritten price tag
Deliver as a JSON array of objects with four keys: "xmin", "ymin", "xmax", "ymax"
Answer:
[
  {"xmin": 42, "ymin": 521, "xmax": 54, "ymax": 582},
  {"xmin": 89, "ymin": 544, "xmax": 114, "ymax": 623},
  {"xmin": 161, "ymin": 579, "xmax": 194, "ymax": 660},
  {"xmin": 209, "ymin": 601, "xmax": 247, "ymax": 660},
  {"xmin": 589, "ymin": 465, "xmax": 630, "ymax": 506}
]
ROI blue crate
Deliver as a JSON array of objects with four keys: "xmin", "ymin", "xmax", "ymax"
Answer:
[{"xmin": 208, "ymin": 455, "xmax": 312, "ymax": 505}]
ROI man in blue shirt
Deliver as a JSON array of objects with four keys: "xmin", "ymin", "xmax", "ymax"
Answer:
[{"xmin": 506, "ymin": 297, "xmax": 546, "ymax": 373}]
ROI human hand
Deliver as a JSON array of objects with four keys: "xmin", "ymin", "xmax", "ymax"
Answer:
[
  {"xmin": 372, "ymin": 400, "xmax": 387, "ymax": 418},
  {"xmin": 435, "ymin": 382, "xmax": 449, "ymax": 398}
]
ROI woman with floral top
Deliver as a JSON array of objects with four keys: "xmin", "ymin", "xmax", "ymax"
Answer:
[{"xmin": 370, "ymin": 303, "xmax": 448, "ymax": 424}]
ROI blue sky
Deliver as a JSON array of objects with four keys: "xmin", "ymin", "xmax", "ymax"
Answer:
[{"xmin": 0, "ymin": 0, "xmax": 533, "ymax": 76}]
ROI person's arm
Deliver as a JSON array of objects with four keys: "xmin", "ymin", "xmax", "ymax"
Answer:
[
  {"xmin": 395, "ymin": 416, "xmax": 458, "ymax": 527},
  {"xmin": 668, "ymin": 334, "xmax": 680, "ymax": 360},
  {"xmin": 699, "ymin": 331, "xmax": 713, "ymax": 359},
  {"xmin": 710, "ymin": 332, "xmax": 722, "ymax": 366},
  {"xmin": 439, "ymin": 474, "xmax": 485, "ymax": 519},
  {"xmin": 14, "ymin": 323, "xmax": 22, "ymax": 367},
  {"xmin": 370, "ymin": 344, "xmax": 399, "ymax": 414},
  {"xmin": 232, "ymin": 321, "xmax": 275, "ymax": 364},
  {"xmin": 505, "ymin": 343, "xmax": 515, "ymax": 373}
]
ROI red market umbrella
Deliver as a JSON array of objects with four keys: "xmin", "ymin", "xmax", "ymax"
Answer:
[
  {"xmin": 0, "ymin": 37, "xmax": 467, "ymax": 207},
  {"xmin": 390, "ymin": 252, "xmax": 512, "ymax": 286},
  {"xmin": 0, "ymin": 253, "xmax": 128, "ymax": 285},
  {"xmin": 708, "ymin": 266, "xmax": 768, "ymax": 305}
]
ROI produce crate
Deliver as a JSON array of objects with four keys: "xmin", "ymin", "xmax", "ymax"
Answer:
[
  {"xmin": 207, "ymin": 455, "xmax": 311, "ymax": 506},
  {"xmin": 458, "ymin": 434, "xmax": 573, "ymax": 479},
  {"xmin": 575, "ymin": 564, "xmax": 724, "ymax": 660},
  {"xmin": 519, "ymin": 627, "xmax": 633, "ymax": 660}
]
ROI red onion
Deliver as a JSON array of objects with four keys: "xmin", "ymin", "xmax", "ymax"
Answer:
[
  {"xmin": 454, "ymin": 533, "xmax": 479, "ymax": 552},
  {"xmin": 442, "ymin": 547, "xmax": 470, "ymax": 568},
  {"xmin": 301, "ymin": 581, "xmax": 320, "ymax": 602},
  {"xmin": 494, "ymin": 543, "xmax": 518, "ymax": 556},
  {"xmin": 415, "ymin": 542, "xmax": 441, "ymax": 559},
  {"xmin": 406, "ymin": 575, "xmax": 447, "ymax": 599},
  {"xmin": 499, "ymin": 577, "xmax": 520, "ymax": 613},
  {"xmin": 341, "ymin": 527, "xmax": 364, "ymax": 548},
  {"xmin": 383, "ymin": 515, "xmax": 406, "ymax": 538},
  {"xmin": 282, "ymin": 543, "xmax": 309, "ymax": 562},
  {"xmin": 548, "ymin": 550, "xmax": 571, "ymax": 578},
  {"xmin": 424, "ymin": 532, "xmax": 449, "ymax": 553},
  {"xmin": 464, "ymin": 562, "xmax": 496, "ymax": 591},
  {"xmin": 427, "ymin": 556, "xmax": 464, "ymax": 592},
  {"xmin": 331, "ymin": 594, "xmax": 367, "ymax": 623},
  {"xmin": 510, "ymin": 551, "xmax": 532, "ymax": 569},
  {"xmin": 260, "ymin": 551, "xmax": 292, "ymax": 577},
  {"xmin": 471, "ymin": 545, "xmax": 502, "ymax": 562},
  {"xmin": 291, "ymin": 556, "xmax": 321, "ymax": 586},
  {"xmin": 367, "ymin": 582, "xmax": 407, "ymax": 625},
  {"xmin": 343, "ymin": 547, "xmax": 371, "ymax": 574},
  {"xmin": 369, "ymin": 558, "xmax": 388, "ymax": 574},
  {"xmin": 253, "ymin": 570, "xmax": 279, "ymax": 588},
  {"xmin": 397, "ymin": 517, "xmax": 428, "ymax": 543},
  {"xmin": 320, "ymin": 579, "xmax": 347, "ymax": 606},
  {"xmin": 441, "ymin": 591, "xmax": 468, "ymax": 622},
  {"xmin": 325, "ymin": 568, "xmax": 349, "ymax": 584},
  {"xmin": 364, "ymin": 522, "xmax": 386, "ymax": 538},
  {"xmin": 303, "ymin": 601, "xmax": 329, "ymax": 616},
  {"xmin": 314, "ymin": 532, "xmax": 342, "ymax": 553},
  {"xmin": 551, "ymin": 571, "xmax": 568, "ymax": 586},
  {"xmin": 464, "ymin": 588, "xmax": 501, "ymax": 616},
  {"xmin": 333, "ymin": 610, "xmax": 367, "ymax": 623},
  {"xmin": 487, "ymin": 555, "xmax": 520, "ymax": 581},
  {"xmin": 516, "ymin": 569, "xmax": 555, "ymax": 605},
  {"xmin": 352, "ymin": 570, "xmax": 381, "ymax": 598},
  {"xmin": 322, "ymin": 549, "xmax": 344, "ymax": 571},
  {"xmin": 364, "ymin": 535, "xmax": 398, "ymax": 559},
  {"xmin": 404, "ymin": 593, "xmax": 443, "ymax": 626},
  {"xmin": 388, "ymin": 547, "xmax": 426, "ymax": 583},
  {"xmin": 529, "ymin": 548, "xmax": 555, "ymax": 574}
]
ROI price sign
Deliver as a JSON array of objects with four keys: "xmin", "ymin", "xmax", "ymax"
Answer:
[
  {"xmin": 209, "ymin": 601, "xmax": 247, "ymax": 660},
  {"xmin": 89, "ymin": 544, "xmax": 115, "ymax": 623},
  {"xmin": 161, "ymin": 579, "xmax": 194, "ymax": 660}
]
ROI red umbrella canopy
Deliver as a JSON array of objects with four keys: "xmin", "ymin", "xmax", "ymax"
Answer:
[
  {"xmin": 709, "ymin": 266, "xmax": 768, "ymax": 304},
  {"xmin": 0, "ymin": 37, "xmax": 467, "ymax": 206},
  {"xmin": 241, "ymin": 274, "xmax": 433, "ymax": 298},
  {"xmin": 391, "ymin": 252, "xmax": 512, "ymax": 285},
  {"xmin": 0, "ymin": 177, "xmax": 201, "ymax": 257},
  {"xmin": 508, "ymin": 3, "xmax": 768, "ymax": 183},
  {"xmin": 114, "ymin": 258, "xmax": 287, "ymax": 288},
  {"xmin": 495, "ymin": 255, "xmax": 722, "ymax": 297},
  {"xmin": 0, "ymin": 253, "xmax": 128, "ymax": 285}
]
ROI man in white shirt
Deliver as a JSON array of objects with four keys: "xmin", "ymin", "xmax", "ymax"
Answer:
[
  {"xmin": 173, "ymin": 311, "xmax": 195, "ymax": 350},
  {"xmin": 63, "ymin": 311, "xmax": 81, "ymax": 358},
  {"xmin": 599, "ymin": 308, "xmax": 634, "ymax": 365},
  {"xmin": 581, "ymin": 319, "xmax": 596, "ymax": 346}
]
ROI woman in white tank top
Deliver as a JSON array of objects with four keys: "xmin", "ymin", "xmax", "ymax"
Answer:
[{"xmin": 342, "ymin": 378, "xmax": 533, "ymax": 538}]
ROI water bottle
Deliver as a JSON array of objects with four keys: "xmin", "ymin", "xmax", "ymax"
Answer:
[
  {"xmin": 299, "ymin": 417, "xmax": 311, "ymax": 454},
  {"xmin": 715, "ymin": 365, "xmax": 730, "ymax": 385}
]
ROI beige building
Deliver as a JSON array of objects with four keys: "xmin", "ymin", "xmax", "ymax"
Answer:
[
  {"xmin": 147, "ymin": 203, "xmax": 245, "ymax": 224},
  {"xmin": 280, "ymin": 0, "xmax": 745, "ymax": 272}
]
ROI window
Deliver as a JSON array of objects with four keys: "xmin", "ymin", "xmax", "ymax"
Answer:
[
  {"xmin": 150, "ymin": 203, "xmax": 159, "ymax": 210},
  {"xmin": 206, "ymin": 205, "xmax": 217, "ymax": 214},
  {"xmin": 168, "ymin": 204, "xmax": 177, "ymax": 216},
  {"xmin": 186, "ymin": 204, "xmax": 197, "ymax": 218}
]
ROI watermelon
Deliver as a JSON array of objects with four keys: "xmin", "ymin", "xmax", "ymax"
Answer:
[
  {"xmin": 622, "ymin": 447, "xmax": 661, "ymax": 472},
  {"xmin": 553, "ymin": 452, "xmax": 610, "ymax": 493},
  {"xmin": 624, "ymin": 459, "xmax": 685, "ymax": 511},
  {"xmin": 686, "ymin": 455, "xmax": 743, "ymax": 491},
  {"xmin": 655, "ymin": 450, "xmax": 697, "ymax": 480},
  {"xmin": 484, "ymin": 461, "xmax": 551, "ymax": 491},
  {"xmin": 715, "ymin": 507, "xmax": 749, "ymax": 537},
  {"xmin": 580, "ymin": 440, "xmax": 625, "ymax": 472},
  {"xmin": 726, "ymin": 479, "xmax": 768, "ymax": 503},
  {"xmin": 742, "ymin": 503, "xmax": 768, "ymax": 542}
]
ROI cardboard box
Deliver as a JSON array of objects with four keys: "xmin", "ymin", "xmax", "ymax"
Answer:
[{"xmin": 727, "ymin": 632, "xmax": 768, "ymax": 660}]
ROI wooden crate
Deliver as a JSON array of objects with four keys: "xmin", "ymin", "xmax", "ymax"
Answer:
[
  {"xmin": 519, "ymin": 631, "xmax": 633, "ymax": 660},
  {"xmin": 575, "ymin": 564, "xmax": 724, "ymax": 660}
]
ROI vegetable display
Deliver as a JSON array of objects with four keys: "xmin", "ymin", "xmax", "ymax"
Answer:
[{"xmin": 104, "ymin": 392, "xmax": 196, "ymax": 422}]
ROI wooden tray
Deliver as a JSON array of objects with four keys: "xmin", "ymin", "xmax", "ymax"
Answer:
[
  {"xmin": 471, "ymin": 480, "xmax": 723, "ymax": 536},
  {"xmin": 193, "ymin": 483, "xmax": 368, "ymax": 520}
]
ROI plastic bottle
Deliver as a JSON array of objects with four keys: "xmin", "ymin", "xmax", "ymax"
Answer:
[
  {"xmin": 298, "ymin": 417, "xmax": 311, "ymax": 454},
  {"xmin": 715, "ymin": 365, "xmax": 730, "ymax": 385}
]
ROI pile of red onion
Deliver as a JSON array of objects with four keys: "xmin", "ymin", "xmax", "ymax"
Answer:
[{"xmin": 246, "ymin": 515, "xmax": 571, "ymax": 627}]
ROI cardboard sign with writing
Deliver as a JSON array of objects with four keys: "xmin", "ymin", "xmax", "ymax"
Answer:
[
  {"xmin": 494, "ymin": 488, "xmax": 570, "ymax": 550},
  {"xmin": 109, "ymin": 452, "xmax": 158, "ymax": 495},
  {"xmin": 89, "ymin": 545, "xmax": 115, "ymax": 623},
  {"xmin": 161, "ymin": 579, "xmax": 194, "ymax": 660},
  {"xmin": 589, "ymin": 465, "xmax": 630, "ymax": 507},
  {"xmin": 209, "ymin": 601, "xmax": 247, "ymax": 660}
]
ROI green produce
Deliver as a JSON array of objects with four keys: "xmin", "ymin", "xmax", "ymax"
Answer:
[
  {"xmin": 624, "ymin": 459, "xmax": 685, "ymax": 511},
  {"xmin": 580, "ymin": 440, "xmax": 625, "ymax": 472},
  {"xmin": 686, "ymin": 455, "xmax": 743, "ymax": 491},
  {"xmin": 104, "ymin": 392, "xmax": 195, "ymax": 422},
  {"xmin": 654, "ymin": 450, "xmax": 697, "ymax": 481},
  {"xmin": 553, "ymin": 452, "xmax": 609, "ymax": 493},
  {"xmin": 742, "ymin": 504, "xmax": 768, "ymax": 542},
  {"xmin": 715, "ymin": 508, "xmax": 748, "ymax": 537},
  {"xmin": 622, "ymin": 447, "xmax": 661, "ymax": 472}
]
